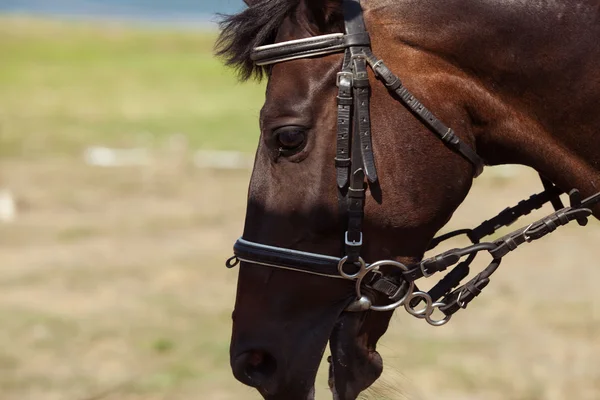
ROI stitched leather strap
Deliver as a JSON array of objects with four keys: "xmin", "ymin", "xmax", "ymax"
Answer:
[
  {"xmin": 233, "ymin": 238, "xmax": 347, "ymax": 278},
  {"xmin": 335, "ymin": 53, "xmax": 353, "ymax": 188},
  {"xmin": 367, "ymin": 53, "xmax": 485, "ymax": 177},
  {"xmin": 352, "ymin": 56, "xmax": 378, "ymax": 183},
  {"xmin": 252, "ymin": 32, "xmax": 370, "ymax": 66},
  {"xmin": 341, "ymin": 0, "xmax": 377, "ymax": 261}
]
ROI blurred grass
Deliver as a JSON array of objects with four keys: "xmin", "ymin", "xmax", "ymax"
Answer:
[{"xmin": 0, "ymin": 16, "xmax": 265, "ymax": 158}]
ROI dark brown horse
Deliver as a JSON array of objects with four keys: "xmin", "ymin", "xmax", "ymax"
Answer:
[{"xmin": 215, "ymin": 0, "xmax": 600, "ymax": 399}]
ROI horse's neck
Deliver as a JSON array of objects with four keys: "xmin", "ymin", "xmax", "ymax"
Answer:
[{"xmin": 371, "ymin": 0, "xmax": 600, "ymax": 217}]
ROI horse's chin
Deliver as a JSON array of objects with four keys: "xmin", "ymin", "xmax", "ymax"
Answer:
[
  {"xmin": 327, "ymin": 311, "xmax": 387, "ymax": 400},
  {"xmin": 260, "ymin": 386, "xmax": 316, "ymax": 400},
  {"xmin": 328, "ymin": 351, "xmax": 383, "ymax": 400}
]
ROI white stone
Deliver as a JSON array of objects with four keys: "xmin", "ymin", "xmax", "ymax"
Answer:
[
  {"xmin": 193, "ymin": 150, "xmax": 253, "ymax": 170},
  {"xmin": 83, "ymin": 146, "xmax": 151, "ymax": 167},
  {"xmin": 0, "ymin": 189, "xmax": 16, "ymax": 223}
]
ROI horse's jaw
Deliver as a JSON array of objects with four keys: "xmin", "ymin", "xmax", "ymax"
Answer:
[
  {"xmin": 328, "ymin": 351, "xmax": 383, "ymax": 400},
  {"xmin": 327, "ymin": 311, "xmax": 390, "ymax": 399}
]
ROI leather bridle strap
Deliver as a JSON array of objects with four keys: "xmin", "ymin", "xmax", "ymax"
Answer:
[
  {"xmin": 335, "ymin": 52, "xmax": 353, "ymax": 188},
  {"xmin": 228, "ymin": 190, "xmax": 600, "ymax": 313},
  {"xmin": 228, "ymin": 192, "xmax": 595, "ymax": 282},
  {"xmin": 250, "ymin": 19, "xmax": 484, "ymax": 178},
  {"xmin": 252, "ymin": 32, "xmax": 371, "ymax": 66},
  {"xmin": 341, "ymin": 0, "xmax": 377, "ymax": 263},
  {"xmin": 364, "ymin": 52, "xmax": 484, "ymax": 176},
  {"xmin": 230, "ymin": 238, "xmax": 345, "ymax": 279}
]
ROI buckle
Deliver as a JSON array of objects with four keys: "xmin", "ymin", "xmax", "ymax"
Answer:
[
  {"xmin": 337, "ymin": 72, "xmax": 353, "ymax": 88},
  {"xmin": 345, "ymin": 231, "xmax": 363, "ymax": 247},
  {"xmin": 420, "ymin": 261, "xmax": 435, "ymax": 278},
  {"xmin": 389, "ymin": 280, "xmax": 408, "ymax": 300}
]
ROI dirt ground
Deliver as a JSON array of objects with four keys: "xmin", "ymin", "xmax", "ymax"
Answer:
[{"xmin": 0, "ymin": 156, "xmax": 598, "ymax": 400}]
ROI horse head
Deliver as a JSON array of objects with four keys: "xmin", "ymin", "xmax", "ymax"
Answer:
[{"xmin": 216, "ymin": 0, "xmax": 600, "ymax": 399}]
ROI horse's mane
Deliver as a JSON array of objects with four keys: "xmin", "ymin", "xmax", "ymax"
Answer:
[{"xmin": 215, "ymin": 0, "xmax": 300, "ymax": 81}]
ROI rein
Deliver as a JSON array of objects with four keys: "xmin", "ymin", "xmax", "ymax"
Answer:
[{"xmin": 226, "ymin": 0, "xmax": 600, "ymax": 326}]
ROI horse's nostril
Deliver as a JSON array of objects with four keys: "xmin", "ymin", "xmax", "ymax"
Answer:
[
  {"xmin": 232, "ymin": 350, "xmax": 278, "ymax": 388},
  {"xmin": 247, "ymin": 351, "xmax": 265, "ymax": 367},
  {"xmin": 245, "ymin": 350, "xmax": 277, "ymax": 379}
]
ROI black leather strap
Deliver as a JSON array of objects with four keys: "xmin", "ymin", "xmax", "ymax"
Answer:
[
  {"xmin": 540, "ymin": 174, "xmax": 565, "ymax": 211},
  {"xmin": 352, "ymin": 56, "xmax": 378, "ymax": 183},
  {"xmin": 251, "ymin": 32, "xmax": 370, "ymax": 66},
  {"xmin": 335, "ymin": 52, "xmax": 353, "ymax": 188},
  {"xmin": 340, "ymin": 0, "xmax": 377, "ymax": 261},
  {"xmin": 469, "ymin": 184, "xmax": 564, "ymax": 241},
  {"xmin": 345, "ymin": 0, "xmax": 377, "ymax": 184},
  {"xmin": 367, "ymin": 53, "xmax": 485, "ymax": 177},
  {"xmin": 343, "ymin": 0, "xmax": 368, "ymax": 33},
  {"xmin": 345, "ymin": 98, "xmax": 366, "ymax": 262},
  {"xmin": 344, "ymin": 32, "xmax": 371, "ymax": 47},
  {"xmin": 233, "ymin": 238, "xmax": 347, "ymax": 278},
  {"xmin": 489, "ymin": 206, "xmax": 593, "ymax": 259},
  {"xmin": 251, "ymin": 34, "xmax": 343, "ymax": 65}
]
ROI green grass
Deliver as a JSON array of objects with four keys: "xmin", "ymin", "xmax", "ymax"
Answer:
[{"xmin": 0, "ymin": 16, "xmax": 265, "ymax": 158}]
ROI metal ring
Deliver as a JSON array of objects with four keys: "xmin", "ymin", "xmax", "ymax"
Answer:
[
  {"xmin": 354, "ymin": 268, "xmax": 382, "ymax": 299},
  {"xmin": 338, "ymin": 256, "xmax": 366, "ymax": 280},
  {"xmin": 424, "ymin": 302, "xmax": 452, "ymax": 326},
  {"xmin": 356, "ymin": 260, "xmax": 415, "ymax": 312},
  {"xmin": 404, "ymin": 291, "xmax": 432, "ymax": 317}
]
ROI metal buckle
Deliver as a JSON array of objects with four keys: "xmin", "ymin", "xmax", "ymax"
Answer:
[
  {"xmin": 456, "ymin": 290, "xmax": 468, "ymax": 309},
  {"xmin": 366, "ymin": 269, "xmax": 383, "ymax": 285},
  {"xmin": 522, "ymin": 223, "xmax": 535, "ymax": 242},
  {"xmin": 419, "ymin": 261, "xmax": 435, "ymax": 278},
  {"xmin": 370, "ymin": 59, "xmax": 383, "ymax": 71},
  {"xmin": 357, "ymin": 260, "xmax": 414, "ymax": 313},
  {"xmin": 345, "ymin": 231, "xmax": 363, "ymax": 247},
  {"xmin": 337, "ymin": 72, "xmax": 353, "ymax": 88},
  {"xmin": 389, "ymin": 281, "xmax": 407, "ymax": 301}
]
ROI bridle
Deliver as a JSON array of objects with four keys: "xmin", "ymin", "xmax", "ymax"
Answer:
[{"xmin": 226, "ymin": 0, "xmax": 600, "ymax": 326}]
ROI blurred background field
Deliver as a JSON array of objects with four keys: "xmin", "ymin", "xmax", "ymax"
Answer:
[
  {"xmin": 0, "ymin": 16, "xmax": 263, "ymax": 157},
  {"xmin": 0, "ymin": 5, "xmax": 598, "ymax": 400}
]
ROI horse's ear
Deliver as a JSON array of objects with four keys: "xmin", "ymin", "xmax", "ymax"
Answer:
[{"xmin": 243, "ymin": 0, "xmax": 260, "ymax": 6}]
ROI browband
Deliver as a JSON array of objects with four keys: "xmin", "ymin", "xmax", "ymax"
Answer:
[{"xmin": 251, "ymin": 32, "xmax": 371, "ymax": 66}]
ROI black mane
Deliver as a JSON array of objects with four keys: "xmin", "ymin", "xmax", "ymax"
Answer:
[{"xmin": 215, "ymin": 0, "xmax": 300, "ymax": 81}]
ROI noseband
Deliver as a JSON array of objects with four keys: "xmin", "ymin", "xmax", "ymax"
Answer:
[{"xmin": 226, "ymin": 0, "xmax": 600, "ymax": 326}]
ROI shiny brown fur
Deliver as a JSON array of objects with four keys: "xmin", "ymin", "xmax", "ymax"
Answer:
[{"xmin": 216, "ymin": 0, "xmax": 600, "ymax": 399}]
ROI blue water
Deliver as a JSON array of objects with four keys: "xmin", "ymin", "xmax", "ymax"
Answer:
[{"xmin": 0, "ymin": 0, "xmax": 246, "ymax": 27}]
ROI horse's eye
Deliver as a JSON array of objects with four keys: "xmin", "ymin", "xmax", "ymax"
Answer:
[{"xmin": 275, "ymin": 126, "xmax": 307, "ymax": 151}]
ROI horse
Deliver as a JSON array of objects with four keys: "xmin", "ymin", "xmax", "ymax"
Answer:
[{"xmin": 215, "ymin": 0, "xmax": 600, "ymax": 398}]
